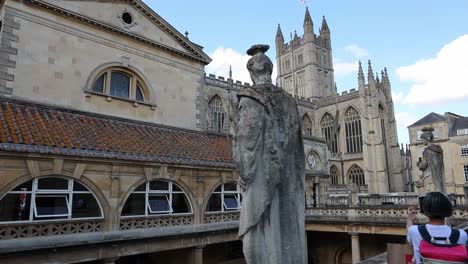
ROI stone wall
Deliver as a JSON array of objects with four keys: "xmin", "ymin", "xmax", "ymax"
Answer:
[{"xmin": 4, "ymin": 0, "xmax": 205, "ymax": 130}]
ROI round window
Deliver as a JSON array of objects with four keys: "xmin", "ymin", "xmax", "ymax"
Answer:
[{"xmin": 122, "ymin": 12, "xmax": 133, "ymax": 25}]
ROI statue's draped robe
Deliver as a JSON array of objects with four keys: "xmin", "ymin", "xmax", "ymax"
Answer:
[
  {"xmin": 234, "ymin": 84, "xmax": 306, "ymax": 264},
  {"xmin": 423, "ymin": 144, "xmax": 446, "ymax": 193}
]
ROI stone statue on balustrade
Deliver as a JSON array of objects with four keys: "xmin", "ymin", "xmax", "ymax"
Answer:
[
  {"xmin": 416, "ymin": 127, "xmax": 446, "ymax": 193},
  {"xmin": 233, "ymin": 44, "xmax": 306, "ymax": 264}
]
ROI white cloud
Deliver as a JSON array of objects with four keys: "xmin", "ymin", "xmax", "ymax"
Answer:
[
  {"xmin": 334, "ymin": 61, "xmax": 358, "ymax": 77},
  {"xmin": 397, "ymin": 34, "xmax": 468, "ymax": 105},
  {"xmin": 395, "ymin": 112, "xmax": 418, "ymax": 144},
  {"xmin": 205, "ymin": 47, "xmax": 277, "ymax": 84},
  {"xmin": 391, "ymin": 91, "xmax": 404, "ymax": 104},
  {"xmin": 345, "ymin": 45, "xmax": 369, "ymax": 58}
]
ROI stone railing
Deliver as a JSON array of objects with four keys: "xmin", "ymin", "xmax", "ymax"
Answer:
[
  {"xmin": 204, "ymin": 211, "xmax": 240, "ymax": 224},
  {"xmin": 120, "ymin": 214, "xmax": 194, "ymax": 230},
  {"xmin": 306, "ymin": 206, "xmax": 468, "ymax": 225},
  {"xmin": 0, "ymin": 219, "xmax": 103, "ymax": 240},
  {"xmin": 328, "ymin": 196, "xmax": 350, "ymax": 206},
  {"xmin": 358, "ymin": 194, "xmax": 418, "ymax": 206},
  {"xmin": 327, "ymin": 185, "xmax": 349, "ymax": 194}
]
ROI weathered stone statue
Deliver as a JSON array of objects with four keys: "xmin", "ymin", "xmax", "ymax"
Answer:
[
  {"xmin": 233, "ymin": 44, "xmax": 306, "ymax": 264},
  {"xmin": 417, "ymin": 127, "xmax": 446, "ymax": 193}
]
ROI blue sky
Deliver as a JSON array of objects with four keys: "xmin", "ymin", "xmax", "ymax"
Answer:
[{"xmin": 146, "ymin": 0, "xmax": 468, "ymax": 143}]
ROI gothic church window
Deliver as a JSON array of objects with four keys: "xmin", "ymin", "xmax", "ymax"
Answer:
[
  {"xmin": 297, "ymin": 54, "xmax": 303, "ymax": 65},
  {"xmin": 344, "ymin": 107, "xmax": 363, "ymax": 153},
  {"xmin": 330, "ymin": 165, "xmax": 339, "ymax": 185},
  {"xmin": 379, "ymin": 105, "xmax": 386, "ymax": 142},
  {"xmin": 284, "ymin": 60, "xmax": 291, "ymax": 71},
  {"xmin": 91, "ymin": 67, "xmax": 147, "ymax": 102},
  {"xmin": 0, "ymin": 177, "xmax": 102, "ymax": 222},
  {"xmin": 302, "ymin": 114, "xmax": 313, "ymax": 137},
  {"xmin": 206, "ymin": 183, "xmax": 242, "ymax": 212},
  {"xmin": 283, "ymin": 76, "xmax": 293, "ymax": 94},
  {"xmin": 320, "ymin": 113, "xmax": 338, "ymax": 154},
  {"xmin": 208, "ymin": 95, "xmax": 226, "ymax": 133},
  {"xmin": 348, "ymin": 165, "xmax": 365, "ymax": 186},
  {"xmin": 297, "ymin": 71, "xmax": 305, "ymax": 97},
  {"xmin": 121, "ymin": 180, "xmax": 191, "ymax": 217}
]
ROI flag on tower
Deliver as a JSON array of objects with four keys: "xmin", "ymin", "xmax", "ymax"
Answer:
[{"xmin": 299, "ymin": 0, "xmax": 308, "ymax": 4}]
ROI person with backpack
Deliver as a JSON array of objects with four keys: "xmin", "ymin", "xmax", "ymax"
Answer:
[{"xmin": 407, "ymin": 191, "xmax": 468, "ymax": 264}]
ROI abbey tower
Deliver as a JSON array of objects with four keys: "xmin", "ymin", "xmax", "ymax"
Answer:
[{"xmin": 275, "ymin": 8, "xmax": 334, "ymax": 99}]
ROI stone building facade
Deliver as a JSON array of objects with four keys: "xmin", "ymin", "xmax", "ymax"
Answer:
[
  {"xmin": 0, "ymin": 1, "xmax": 406, "ymax": 263},
  {"xmin": 274, "ymin": 9, "xmax": 404, "ymax": 194},
  {"xmin": 408, "ymin": 112, "xmax": 468, "ymax": 196}
]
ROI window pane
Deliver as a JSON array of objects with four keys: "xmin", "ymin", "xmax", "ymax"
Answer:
[
  {"xmin": 148, "ymin": 195, "xmax": 170, "ymax": 213},
  {"xmin": 136, "ymin": 84, "xmax": 144, "ymax": 102},
  {"xmin": 149, "ymin": 181, "xmax": 169, "ymax": 191},
  {"xmin": 214, "ymin": 186, "xmax": 221, "ymax": 192},
  {"xmin": 12, "ymin": 181, "xmax": 32, "ymax": 191},
  {"xmin": 35, "ymin": 195, "xmax": 69, "ymax": 217},
  {"xmin": 172, "ymin": 184, "xmax": 182, "ymax": 192},
  {"xmin": 110, "ymin": 71, "xmax": 130, "ymax": 98},
  {"xmin": 72, "ymin": 193, "xmax": 101, "ymax": 218},
  {"xmin": 224, "ymin": 183, "xmax": 237, "ymax": 192},
  {"xmin": 92, "ymin": 74, "xmax": 106, "ymax": 93},
  {"xmin": 37, "ymin": 178, "xmax": 69, "ymax": 190},
  {"xmin": 223, "ymin": 194, "xmax": 239, "ymax": 210},
  {"xmin": 134, "ymin": 183, "xmax": 146, "ymax": 192},
  {"xmin": 73, "ymin": 182, "xmax": 88, "ymax": 192},
  {"xmin": 0, "ymin": 193, "xmax": 31, "ymax": 221},
  {"xmin": 121, "ymin": 193, "xmax": 145, "ymax": 216},
  {"xmin": 172, "ymin": 193, "xmax": 190, "ymax": 213},
  {"xmin": 206, "ymin": 193, "xmax": 221, "ymax": 212}
]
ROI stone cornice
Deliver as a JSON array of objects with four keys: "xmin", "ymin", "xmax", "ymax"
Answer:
[{"xmin": 20, "ymin": 0, "xmax": 211, "ymax": 64}]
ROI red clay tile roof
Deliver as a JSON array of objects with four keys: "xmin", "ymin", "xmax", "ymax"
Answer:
[{"xmin": 0, "ymin": 99, "xmax": 235, "ymax": 168}]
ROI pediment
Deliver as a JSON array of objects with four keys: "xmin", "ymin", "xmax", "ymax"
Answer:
[{"xmin": 28, "ymin": 0, "xmax": 210, "ymax": 63}]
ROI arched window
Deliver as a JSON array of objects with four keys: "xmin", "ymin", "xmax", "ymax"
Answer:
[
  {"xmin": 348, "ymin": 165, "xmax": 365, "ymax": 186},
  {"xmin": 206, "ymin": 183, "xmax": 242, "ymax": 212},
  {"xmin": 208, "ymin": 95, "xmax": 227, "ymax": 133},
  {"xmin": 302, "ymin": 114, "xmax": 313, "ymax": 137},
  {"xmin": 0, "ymin": 177, "xmax": 102, "ymax": 222},
  {"xmin": 121, "ymin": 180, "xmax": 191, "ymax": 217},
  {"xmin": 330, "ymin": 165, "xmax": 339, "ymax": 185},
  {"xmin": 344, "ymin": 107, "xmax": 362, "ymax": 153},
  {"xmin": 321, "ymin": 113, "xmax": 338, "ymax": 154},
  {"xmin": 91, "ymin": 67, "xmax": 148, "ymax": 102},
  {"xmin": 379, "ymin": 104, "xmax": 386, "ymax": 144}
]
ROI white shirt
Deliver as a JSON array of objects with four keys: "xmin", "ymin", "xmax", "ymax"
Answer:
[{"xmin": 407, "ymin": 224, "xmax": 468, "ymax": 264}]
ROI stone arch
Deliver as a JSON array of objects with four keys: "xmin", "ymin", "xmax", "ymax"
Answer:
[
  {"xmin": 320, "ymin": 112, "xmax": 338, "ymax": 154},
  {"xmin": 347, "ymin": 164, "xmax": 365, "ymax": 186},
  {"xmin": 344, "ymin": 106, "xmax": 363, "ymax": 153},
  {"xmin": 0, "ymin": 175, "xmax": 106, "ymax": 221},
  {"xmin": 203, "ymin": 181, "xmax": 241, "ymax": 214},
  {"xmin": 342, "ymin": 105, "xmax": 362, "ymax": 119},
  {"xmin": 207, "ymin": 94, "xmax": 228, "ymax": 132},
  {"xmin": 330, "ymin": 165, "xmax": 340, "ymax": 185},
  {"xmin": 85, "ymin": 61, "xmax": 154, "ymax": 101},
  {"xmin": 335, "ymin": 246, "xmax": 352, "ymax": 264},
  {"xmin": 301, "ymin": 113, "xmax": 314, "ymax": 137},
  {"xmin": 118, "ymin": 178, "xmax": 195, "ymax": 218},
  {"xmin": 201, "ymin": 178, "xmax": 224, "ymax": 216}
]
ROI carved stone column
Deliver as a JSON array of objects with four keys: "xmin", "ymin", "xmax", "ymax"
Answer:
[
  {"xmin": 192, "ymin": 245, "xmax": 204, "ymax": 264},
  {"xmin": 350, "ymin": 232, "xmax": 361, "ymax": 264}
]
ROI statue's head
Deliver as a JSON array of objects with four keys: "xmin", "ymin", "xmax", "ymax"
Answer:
[
  {"xmin": 246, "ymin": 44, "xmax": 273, "ymax": 86},
  {"xmin": 420, "ymin": 127, "xmax": 434, "ymax": 145}
]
